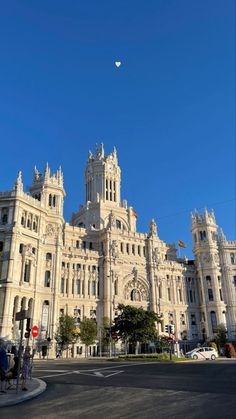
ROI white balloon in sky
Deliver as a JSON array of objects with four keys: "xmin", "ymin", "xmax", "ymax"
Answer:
[{"xmin": 115, "ymin": 61, "xmax": 122, "ymax": 68}]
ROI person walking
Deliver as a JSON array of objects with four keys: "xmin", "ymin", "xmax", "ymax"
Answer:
[
  {"xmin": 0, "ymin": 339, "xmax": 9, "ymax": 393},
  {"xmin": 21, "ymin": 346, "xmax": 32, "ymax": 391}
]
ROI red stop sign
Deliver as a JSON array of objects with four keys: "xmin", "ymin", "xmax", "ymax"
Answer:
[{"xmin": 32, "ymin": 325, "xmax": 39, "ymax": 338}]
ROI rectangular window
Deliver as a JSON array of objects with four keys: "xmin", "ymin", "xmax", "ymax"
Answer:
[
  {"xmin": 60, "ymin": 278, "xmax": 65, "ymax": 293},
  {"xmin": 233, "ymin": 276, "xmax": 236, "ymax": 286},
  {"xmin": 219, "ymin": 289, "xmax": 223, "ymax": 301},
  {"xmin": 189, "ymin": 290, "xmax": 193, "ymax": 303},
  {"xmin": 76, "ymin": 240, "xmax": 79, "ymax": 249},
  {"xmin": 92, "ymin": 281, "xmax": 96, "ymax": 296},
  {"xmin": 132, "ymin": 244, "xmax": 135, "ymax": 255},
  {"xmin": 83, "ymin": 241, "xmax": 86, "ymax": 250},
  {"xmin": 178, "ymin": 289, "xmax": 182, "ymax": 302},
  {"xmin": 138, "ymin": 245, "xmax": 141, "ymax": 256},
  {"xmin": 19, "ymin": 243, "xmax": 24, "ymax": 253},
  {"xmin": 44, "ymin": 271, "xmax": 51, "ymax": 287},
  {"xmin": 24, "ymin": 262, "xmax": 31, "ymax": 283},
  {"xmin": 167, "ymin": 288, "xmax": 171, "ymax": 301},
  {"xmin": 1, "ymin": 207, "xmax": 9, "ymax": 224},
  {"xmin": 120, "ymin": 243, "xmax": 124, "ymax": 253},
  {"xmin": 77, "ymin": 264, "xmax": 81, "ymax": 271},
  {"xmin": 0, "ymin": 241, "xmax": 3, "ymax": 252},
  {"xmin": 89, "ymin": 242, "xmax": 93, "ymax": 250},
  {"xmin": 143, "ymin": 247, "xmax": 146, "ymax": 257},
  {"xmin": 126, "ymin": 243, "xmax": 129, "ymax": 254},
  {"xmin": 76, "ymin": 280, "xmax": 81, "ymax": 294},
  {"xmin": 62, "ymin": 262, "xmax": 65, "ymax": 268},
  {"xmin": 208, "ymin": 288, "xmax": 214, "ymax": 301},
  {"xmin": 191, "ymin": 314, "xmax": 196, "ymax": 325}
]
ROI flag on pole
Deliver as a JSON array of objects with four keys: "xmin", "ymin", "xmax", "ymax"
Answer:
[{"xmin": 178, "ymin": 240, "xmax": 186, "ymax": 248}]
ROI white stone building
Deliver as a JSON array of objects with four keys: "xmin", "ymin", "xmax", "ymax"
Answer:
[{"xmin": 0, "ymin": 144, "xmax": 235, "ymax": 356}]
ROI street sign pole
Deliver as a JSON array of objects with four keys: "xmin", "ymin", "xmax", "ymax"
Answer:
[
  {"xmin": 16, "ymin": 319, "xmax": 24, "ymax": 394},
  {"xmin": 15, "ymin": 309, "xmax": 29, "ymax": 394}
]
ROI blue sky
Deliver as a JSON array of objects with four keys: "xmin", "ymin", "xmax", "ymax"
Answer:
[{"xmin": 0, "ymin": 0, "xmax": 235, "ymax": 257}]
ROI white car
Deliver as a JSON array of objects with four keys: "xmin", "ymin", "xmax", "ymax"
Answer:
[{"xmin": 185, "ymin": 347, "xmax": 218, "ymax": 360}]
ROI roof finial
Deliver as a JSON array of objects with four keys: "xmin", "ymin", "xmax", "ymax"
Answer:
[{"xmin": 14, "ymin": 170, "xmax": 23, "ymax": 192}]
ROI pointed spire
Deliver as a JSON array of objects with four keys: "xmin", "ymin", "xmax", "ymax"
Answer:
[
  {"xmin": 33, "ymin": 165, "xmax": 40, "ymax": 182},
  {"xmin": 44, "ymin": 162, "xmax": 50, "ymax": 179},
  {"xmin": 219, "ymin": 228, "xmax": 226, "ymax": 242},
  {"xmin": 58, "ymin": 165, "xmax": 63, "ymax": 186},
  {"xmin": 204, "ymin": 207, "xmax": 208, "ymax": 219},
  {"xmin": 88, "ymin": 150, "xmax": 93, "ymax": 161},
  {"xmin": 113, "ymin": 146, "xmax": 117, "ymax": 162}
]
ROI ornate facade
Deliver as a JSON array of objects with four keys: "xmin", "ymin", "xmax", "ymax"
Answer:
[{"xmin": 0, "ymin": 144, "xmax": 235, "ymax": 356}]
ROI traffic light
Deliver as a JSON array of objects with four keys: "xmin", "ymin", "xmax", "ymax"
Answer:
[
  {"xmin": 170, "ymin": 325, "xmax": 175, "ymax": 335},
  {"xmin": 165, "ymin": 325, "xmax": 169, "ymax": 333},
  {"xmin": 26, "ymin": 317, "xmax": 31, "ymax": 332}
]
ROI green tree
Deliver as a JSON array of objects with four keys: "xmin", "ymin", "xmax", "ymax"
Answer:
[
  {"xmin": 55, "ymin": 315, "xmax": 79, "ymax": 354},
  {"xmin": 215, "ymin": 324, "xmax": 227, "ymax": 349},
  {"xmin": 113, "ymin": 304, "xmax": 159, "ymax": 354},
  {"xmin": 79, "ymin": 318, "xmax": 97, "ymax": 357},
  {"xmin": 209, "ymin": 341, "xmax": 218, "ymax": 354}
]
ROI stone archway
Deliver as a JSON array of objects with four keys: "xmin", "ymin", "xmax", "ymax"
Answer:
[{"xmin": 124, "ymin": 270, "xmax": 149, "ymax": 302}]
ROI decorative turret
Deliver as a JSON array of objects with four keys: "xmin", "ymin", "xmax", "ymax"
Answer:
[
  {"xmin": 85, "ymin": 143, "xmax": 121, "ymax": 205},
  {"xmin": 28, "ymin": 163, "xmax": 65, "ymax": 216}
]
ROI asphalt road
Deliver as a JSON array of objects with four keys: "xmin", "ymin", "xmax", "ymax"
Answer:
[{"xmin": 1, "ymin": 358, "xmax": 236, "ymax": 419}]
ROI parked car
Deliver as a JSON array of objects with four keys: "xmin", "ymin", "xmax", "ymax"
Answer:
[{"xmin": 185, "ymin": 347, "xmax": 218, "ymax": 360}]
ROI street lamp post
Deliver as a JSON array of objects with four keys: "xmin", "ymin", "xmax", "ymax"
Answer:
[{"xmin": 109, "ymin": 230, "xmax": 113, "ymax": 358}]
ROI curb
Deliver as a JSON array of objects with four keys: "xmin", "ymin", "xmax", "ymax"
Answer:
[{"xmin": 0, "ymin": 378, "xmax": 47, "ymax": 408}]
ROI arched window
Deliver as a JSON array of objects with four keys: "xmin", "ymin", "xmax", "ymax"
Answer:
[
  {"xmin": 28, "ymin": 298, "xmax": 34, "ymax": 317},
  {"xmin": 210, "ymin": 311, "xmax": 217, "ymax": 333},
  {"xmin": 21, "ymin": 297, "xmax": 27, "ymax": 310},
  {"xmin": 12, "ymin": 296, "xmax": 19, "ymax": 323},
  {"xmin": 53, "ymin": 195, "xmax": 56, "ymax": 207},
  {"xmin": 48, "ymin": 194, "xmax": 52, "ymax": 207},
  {"xmin": 130, "ymin": 289, "xmax": 141, "ymax": 302},
  {"xmin": 41, "ymin": 300, "xmax": 49, "ymax": 332},
  {"xmin": 116, "ymin": 220, "xmax": 121, "ymax": 229}
]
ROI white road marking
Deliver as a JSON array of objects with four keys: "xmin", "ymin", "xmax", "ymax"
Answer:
[
  {"xmin": 34, "ymin": 369, "xmax": 68, "ymax": 372},
  {"xmin": 39, "ymin": 372, "xmax": 73, "ymax": 378},
  {"xmin": 37, "ymin": 361, "xmax": 162, "ymax": 379}
]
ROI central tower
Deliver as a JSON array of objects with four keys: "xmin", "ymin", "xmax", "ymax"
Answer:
[
  {"xmin": 85, "ymin": 143, "xmax": 121, "ymax": 206},
  {"xmin": 71, "ymin": 144, "xmax": 137, "ymax": 232}
]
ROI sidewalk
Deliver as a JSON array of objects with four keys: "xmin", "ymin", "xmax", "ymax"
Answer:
[{"xmin": 0, "ymin": 378, "xmax": 46, "ymax": 407}]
